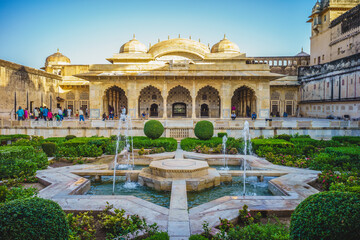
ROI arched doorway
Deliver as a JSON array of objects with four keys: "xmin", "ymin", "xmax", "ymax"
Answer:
[
  {"xmin": 167, "ymin": 86, "xmax": 192, "ymax": 118},
  {"xmin": 172, "ymin": 103, "xmax": 187, "ymax": 117},
  {"xmin": 200, "ymin": 104, "xmax": 209, "ymax": 117},
  {"xmin": 150, "ymin": 104, "xmax": 159, "ymax": 117},
  {"xmin": 231, "ymin": 86, "xmax": 256, "ymax": 117},
  {"xmin": 138, "ymin": 86, "xmax": 163, "ymax": 118},
  {"xmin": 196, "ymin": 86, "xmax": 220, "ymax": 118},
  {"xmin": 103, "ymin": 86, "xmax": 127, "ymax": 116}
]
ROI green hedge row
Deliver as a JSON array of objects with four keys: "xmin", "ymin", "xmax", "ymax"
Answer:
[
  {"xmin": 180, "ymin": 137, "xmax": 242, "ymax": 152},
  {"xmin": 0, "ymin": 146, "xmax": 48, "ymax": 180},
  {"xmin": 0, "ymin": 134, "xmax": 30, "ymax": 143},
  {"xmin": 332, "ymin": 136, "xmax": 360, "ymax": 145},
  {"xmin": 133, "ymin": 137, "xmax": 177, "ymax": 152},
  {"xmin": 251, "ymin": 139, "xmax": 293, "ymax": 152}
]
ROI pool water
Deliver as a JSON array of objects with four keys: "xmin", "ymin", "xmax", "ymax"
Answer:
[
  {"xmin": 187, "ymin": 176, "xmax": 275, "ymax": 209},
  {"xmin": 85, "ymin": 176, "xmax": 276, "ymax": 209},
  {"xmin": 85, "ymin": 176, "xmax": 170, "ymax": 208}
]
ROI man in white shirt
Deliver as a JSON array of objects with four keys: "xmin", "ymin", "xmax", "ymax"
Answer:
[{"xmin": 67, "ymin": 107, "xmax": 72, "ymax": 119}]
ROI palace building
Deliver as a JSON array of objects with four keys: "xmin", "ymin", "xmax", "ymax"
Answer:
[{"xmin": 29, "ymin": 35, "xmax": 307, "ymax": 120}]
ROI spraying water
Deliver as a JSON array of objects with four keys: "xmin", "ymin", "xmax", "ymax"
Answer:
[
  {"xmin": 221, "ymin": 135, "xmax": 229, "ymax": 171},
  {"xmin": 242, "ymin": 121, "xmax": 252, "ymax": 196},
  {"xmin": 112, "ymin": 109, "xmax": 137, "ymax": 195}
]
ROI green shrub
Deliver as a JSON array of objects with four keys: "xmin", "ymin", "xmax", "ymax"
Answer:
[
  {"xmin": 133, "ymin": 137, "xmax": 177, "ymax": 152},
  {"xmin": 0, "ymin": 197, "xmax": 69, "ymax": 240},
  {"xmin": 65, "ymin": 135, "xmax": 77, "ymax": 141},
  {"xmin": 42, "ymin": 142, "xmax": 56, "ymax": 157},
  {"xmin": 56, "ymin": 144, "xmax": 103, "ymax": 158},
  {"xmin": 274, "ymin": 134, "xmax": 291, "ymax": 142},
  {"xmin": 0, "ymin": 134, "xmax": 30, "ymax": 144},
  {"xmin": 0, "ymin": 185, "xmax": 37, "ymax": 203},
  {"xmin": 194, "ymin": 121, "xmax": 214, "ymax": 140},
  {"xmin": 181, "ymin": 137, "xmax": 242, "ymax": 153},
  {"xmin": 290, "ymin": 192, "xmax": 360, "ymax": 240},
  {"xmin": 45, "ymin": 137, "xmax": 66, "ymax": 144},
  {"xmin": 251, "ymin": 139, "xmax": 293, "ymax": 152},
  {"xmin": 217, "ymin": 222, "xmax": 289, "ymax": 240},
  {"xmin": 332, "ymin": 136, "xmax": 360, "ymax": 146},
  {"xmin": 145, "ymin": 232, "xmax": 169, "ymax": 240},
  {"xmin": 189, "ymin": 234, "xmax": 208, "ymax": 240},
  {"xmin": 290, "ymin": 138, "xmax": 318, "ymax": 145},
  {"xmin": 144, "ymin": 120, "xmax": 164, "ymax": 139},
  {"xmin": 67, "ymin": 212, "xmax": 96, "ymax": 240},
  {"xmin": 0, "ymin": 146, "xmax": 48, "ymax": 179},
  {"xmin": 218, "ymin": 132, "xmax": 228, "ymax": 138}
]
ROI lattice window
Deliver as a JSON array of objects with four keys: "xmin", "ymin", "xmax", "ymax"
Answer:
[
  {"xmin": 66, "ymin": 92, "xmax": 75, "ymax": 100},
  {"xmin": 271, "ymin": 92, "xmax": 280, "ymax": 100},
  {"xmin": 170, "ymin": 129, "xmax": 189, "ymax": 139},
  {"xmin": 80, "ymin": 92, "xmax": 89, "ymax": 100}
]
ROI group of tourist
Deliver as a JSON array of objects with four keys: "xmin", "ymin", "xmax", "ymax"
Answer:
[
  {"xmin": 230, "ymin": 106, "xmax": 257, "ymax": 121},
  {"xmin": 15, "ymin": 106, "xmax": 88, "ymax": 122},
  {"xmin": 102, "ymin": 106, "xmax": 127, "ymax": 121}
]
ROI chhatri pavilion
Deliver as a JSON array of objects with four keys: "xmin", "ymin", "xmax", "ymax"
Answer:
[{"xmin": 43, "ymin": 35, "xmax": 301, "ymax": 120}]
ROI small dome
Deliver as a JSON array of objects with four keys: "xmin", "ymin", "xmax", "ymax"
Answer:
[
  {"xmin": 120, "ymin": 36, "xmax": 147, "ymax": 53},
  {"xmin": 211, "ymin": 35, "xmax": 240, "ymax": 53},
  {"xmin": 45, "ymin": 49, "xmax": 70, "ymax": 67},
  {"xmin": 295, "ymin": 48, "xmax": 310, "ymax": 57}
]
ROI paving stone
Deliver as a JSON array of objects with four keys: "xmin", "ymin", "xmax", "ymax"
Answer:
[{"xmin": 168, "ymin": 221, "xmax": 190, "ymax": 237}]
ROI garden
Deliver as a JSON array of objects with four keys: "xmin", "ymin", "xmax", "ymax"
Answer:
[{"xmin": 0, "ymin": 119, "xmax": 360, "ymax": 239}]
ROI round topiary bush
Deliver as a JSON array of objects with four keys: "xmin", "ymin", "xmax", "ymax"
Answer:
[
  {"xmin": 0, "ymin": 197, "xmax": 69, "ymax": 240},
  {"xmin": 144, "ymin": 120, "xmax": 164, "ymax": 139},
  {"xmin": 218, "ymin": 132, "xmax": 228, "ymax": 138},
  {"xmin": 290, "ymin": 191, "xmax": 360, "ymax": 240},
  {"xmin": 41, "ymin": 142, "xmax": 57, "ymax": 157},
  {"xmin": 194, "ymin": 121, "xmax": 214, "ymax": 140}
]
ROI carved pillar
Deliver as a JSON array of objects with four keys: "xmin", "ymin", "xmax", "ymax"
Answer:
[{"xmin": 192, "ymin": 80, "xmax": 196, "ymax": 119}]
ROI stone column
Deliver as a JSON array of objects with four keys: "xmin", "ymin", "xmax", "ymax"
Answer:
[
  {"xmin": 191, "ymin": 80, "xmax": 196, "ymax": 119},
  {"xmin": 221, "ymin": 81, "xmax": 231, "ymax": 119},
  {"xmin": 163, "ymin": 82, "xmax": 168, "ymax": 119},
  {"xmin": 127, "ymin": 82, "xmax": 137, "ymax": 119},
  {"xmin": 89, "ymin": 82, "xmax": 102, "ymax": 120}
]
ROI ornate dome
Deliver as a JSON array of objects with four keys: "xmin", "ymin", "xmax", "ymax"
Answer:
[
  {"xmin": 148, "ymin": 38, "xmax": 210, "ymax": 59},
  {"xmin": 295, "ymin": 48, "xmax": 310, "ymax": 57},
  {"xmin": 211, "ymin": 36, "xmax": 240, "ymax": 53},
  {"xmin": 120, "ymin": 36, "xmax": 147, "ymax": 53},
  {"xmin": 45, "ymin": 49, "xmax": 70, "ymax": 67}
]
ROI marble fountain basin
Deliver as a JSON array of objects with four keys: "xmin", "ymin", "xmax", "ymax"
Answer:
[{"xmin": 138, "ymin": 159, "xmax": 221, "ymax": 191}]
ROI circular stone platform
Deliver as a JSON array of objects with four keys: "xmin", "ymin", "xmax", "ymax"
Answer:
[
  {"xmin": 150, "ymin": 159, "xmax": 209, "ymax": 178},
  {"xmin": 138, "ymin": 159, "xmax": 221, "ymax": 191}
]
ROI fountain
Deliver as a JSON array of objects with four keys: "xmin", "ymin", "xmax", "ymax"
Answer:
[
  {"xmin": 220, "ymin": 135, "xmax": 229, "ymax": 171},
  {"xmin": 112, "ymin": 110, "xmax": 136, "ymax": 195},
  {"xmin": 242, "ymin": 120, "xmax": 252, "ymax": 195}
]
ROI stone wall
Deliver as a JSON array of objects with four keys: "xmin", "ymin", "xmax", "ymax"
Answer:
[
  {"xmin": 0, "ymin": 59, "xmax": 61, "ymax": 120},
  {"xmin": 1, "ymin": 119, "xmax": 359, "ymax": 140}
]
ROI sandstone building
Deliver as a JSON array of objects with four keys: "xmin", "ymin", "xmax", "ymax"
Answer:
[{"xmin": 299, "ymin": 1, "xmax": 360, "ymax": 119}]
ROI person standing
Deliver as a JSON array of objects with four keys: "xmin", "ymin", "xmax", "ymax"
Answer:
[
  {"xmin": 48, "ymin": 110, "xmax": 53, "ymax": 121},
  {"xmin": 58, "ymin": 108, "xmax": 63, "ymax": 121},
  {"xmin": 34, "ymin": 108, "xmax": 39, "ymax": 121},
  {"xmin": 102, "ymin": 112, "xmax": 107, "ymax": 121},
  {"xmin": 79, "ymin": 109, "xmax": 85, "ymax": 122},
  {"xmin": 24, "ymin": 108, "xmax": 28, "ymax": 120},
  {"xmin": 16, "ymin": 106, "xmax": 24, "ymax": 121},
  {"xmin": 67, "ymin": 107, "xmax": 72, "ymax": 119},
  {"xmin": 43, "ymin": 107, "xmax": 48, "ymax": 121}
]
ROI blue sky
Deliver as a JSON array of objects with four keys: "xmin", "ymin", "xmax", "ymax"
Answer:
[{"xmin": 0, "ymin": 0, "xmax": 315, "ymax": 69}]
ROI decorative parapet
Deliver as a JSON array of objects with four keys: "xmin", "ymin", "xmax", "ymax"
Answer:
[{"xmin": 298, "ymin": 53, "xmax": 360, "ymax": 80}]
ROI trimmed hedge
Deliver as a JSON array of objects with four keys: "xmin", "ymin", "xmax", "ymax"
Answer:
[
  {"xmin": 189, "ymin": 235, "xmax": 208, "ymax": 240},
  {"xmin": 251, "ymin": 139, "xmax": 293, "ymax": 152},
  {"xmin": 144, "ymin": 120, "xmax": 164, "ymax": 139},
  {"xmin": 290, "ymin": 192, "xmax": 360, "ymax": 240},
  {"xmin": 42, "ymin": 142, "xmax": 56, "ymax": 157},
  {"xmin": 0, "ymin": 197, "xmax": 69, "ymax": 240},
  {"xmin": 65, "ymin": 135, "xmax": 76, "ymax": 141},
  {"xmin": 217, "ymin": 132, "xmax": 228, "ymax": 138},
  {"xmin": 325, "ymin": 147, "xmax": 360, "ymax": 160},
  {"xmin": 133, "ymin": 137, "xmax": 177, "ymax": 152},
  {"xmin": 45, "ymin": 137, "xmax": 66, "ymax": 144},
  {"xmin": 0, "ymin": 146, "xmax": 48, "ymax": 179},
  {"xmin": 332, "ymin": 136, "xmax": 360, "ymax": 145},
  {"xmin": 181, "ymin": 137, "xmax": 242, "ymax": 152},
  {"xmin": 194, "ymin": 121, "xmax": 214, "ymax": 140},
  {"xmin": 0, "ymin": 134, "xmax": 30, "ymax": 143}
]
